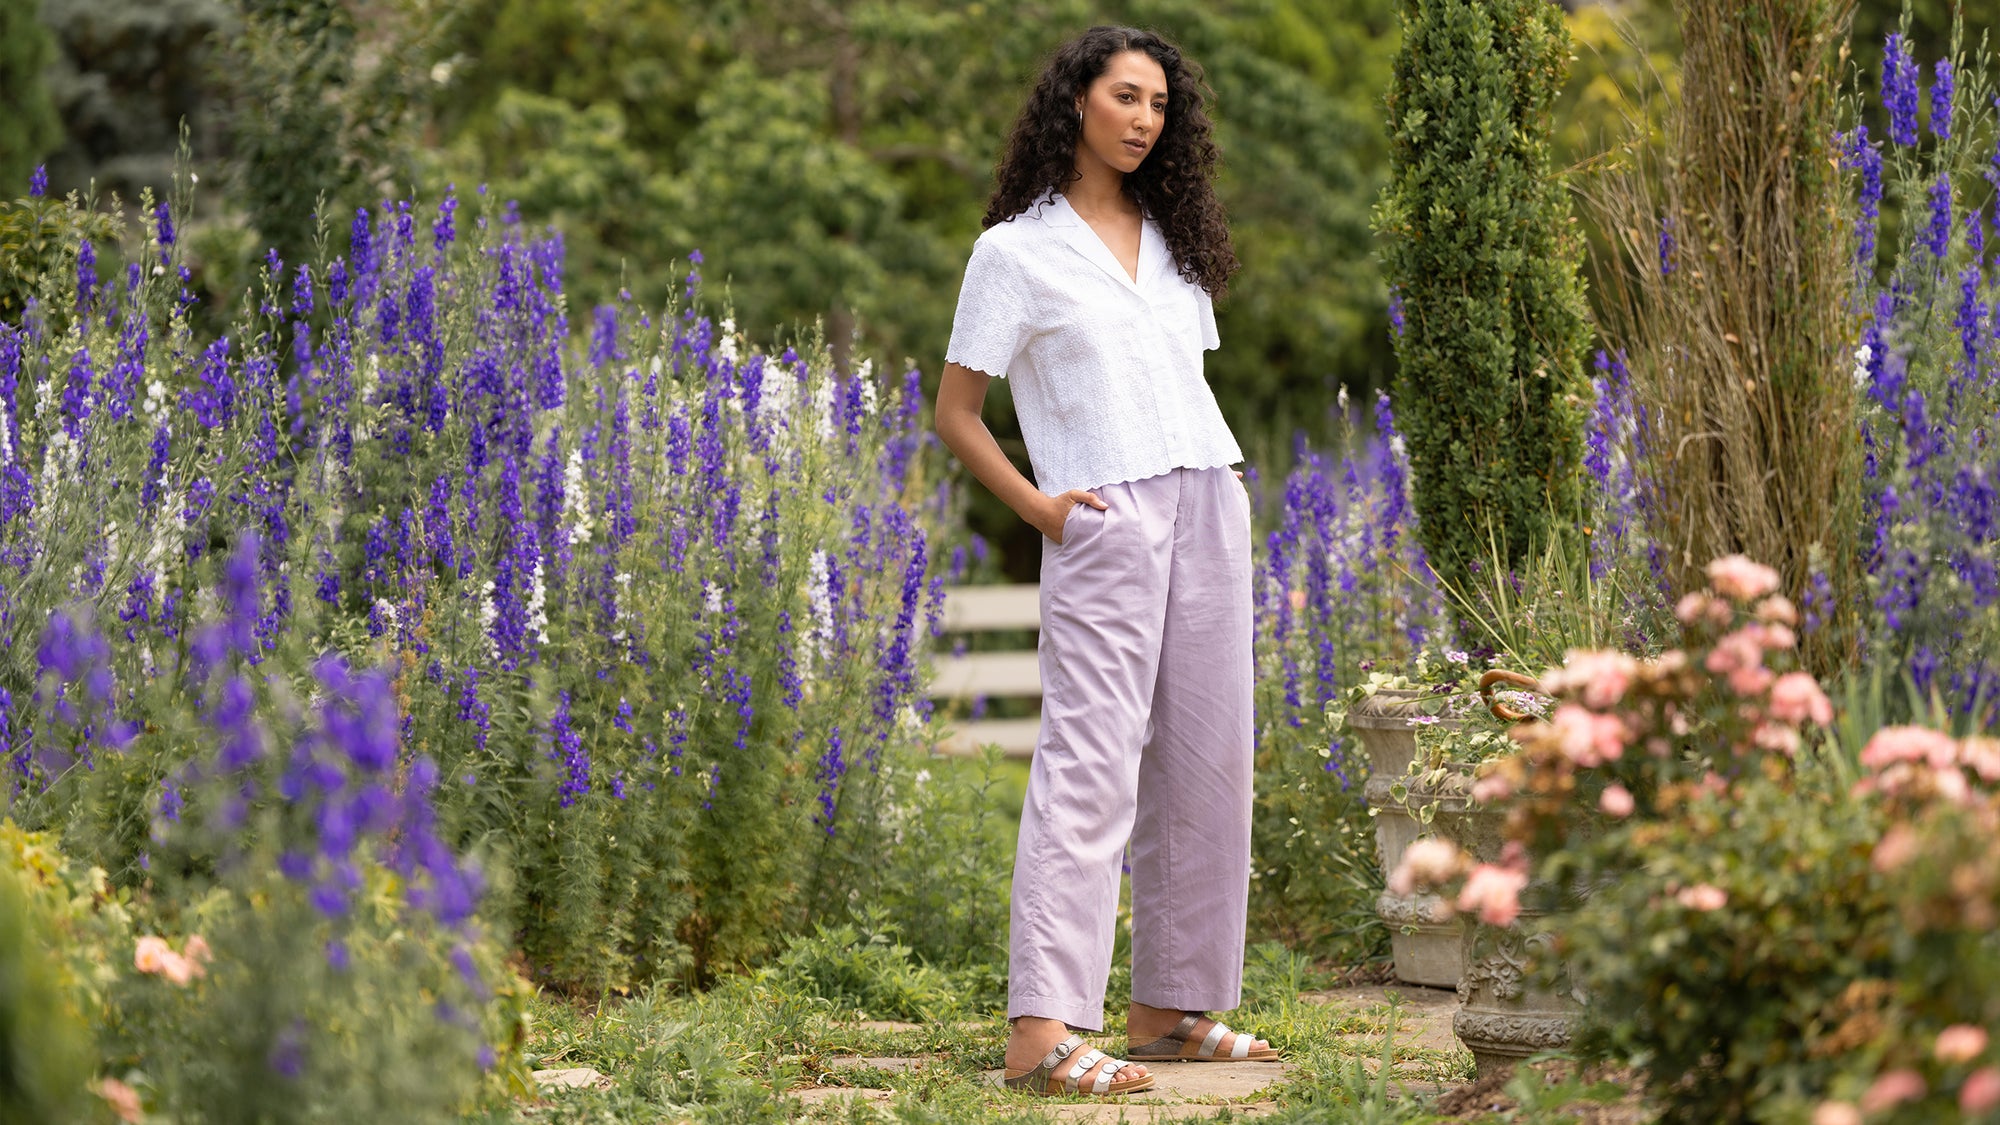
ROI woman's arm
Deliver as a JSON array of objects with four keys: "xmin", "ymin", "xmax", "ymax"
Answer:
[{"xmin": 934, "ymin": 361, "xmax": 1106, "ymax": 542}]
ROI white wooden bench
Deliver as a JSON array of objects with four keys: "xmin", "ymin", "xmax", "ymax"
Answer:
[{"xmin": 930, "ymin": 583, "xmax": 1042, "ymax": 758}]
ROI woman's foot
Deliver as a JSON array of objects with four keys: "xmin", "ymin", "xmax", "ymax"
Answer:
[
  {"xmin": 1003, "ymin": 1015, "xmax": 1154, "ymax": 1095},
  {"xmin": 1126, "ymin": 1003, "xmax": 1277, "ymax": 1061}
]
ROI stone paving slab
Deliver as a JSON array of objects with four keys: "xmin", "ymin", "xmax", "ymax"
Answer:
[
  {"xmin": 1300, "ymin": 983, "xmax": 1462, "ymax": 1053},
  {"xmin": 532, "ymin": 1066, "xmax": 612, "ymax": 1090}
]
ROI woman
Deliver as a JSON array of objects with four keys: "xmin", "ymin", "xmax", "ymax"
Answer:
[{"xmin": 934, "ymin": 25, "xmax": 1277, "ymax": 1098}]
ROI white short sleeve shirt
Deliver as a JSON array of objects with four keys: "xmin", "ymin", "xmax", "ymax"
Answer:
[{"xmin": 944, "ymin": 191, "xmax": 1244, "ymax": 497}]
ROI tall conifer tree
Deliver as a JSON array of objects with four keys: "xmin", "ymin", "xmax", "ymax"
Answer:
[{"xmin": 1374, "ymin": 0, "xmax": 1593, "ymax": 616}]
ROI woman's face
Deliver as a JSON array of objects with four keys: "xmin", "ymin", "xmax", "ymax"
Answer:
[{"xmin": 1073, "ymin": 49, "xmax": 1169, "ymax": 177}]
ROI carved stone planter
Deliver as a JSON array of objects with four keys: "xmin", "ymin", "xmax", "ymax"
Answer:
[
  {"xmin": 1453, "ymin": 923, "xmax": 1586, "ymax": 1077},
  {"xmin": 1351, "ymin": 689, "xmax": 1464, "ymax": 988},
  {"xmin": 1431, "ymin": 765, "xmax": 1586, "ymax": 1077}
]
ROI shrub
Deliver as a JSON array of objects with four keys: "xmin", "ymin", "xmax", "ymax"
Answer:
[
  {"xmin": 761, "ymin": 917, "xmax": 951, "ymax": 1022},
  {"xmin": 0, "ymin": 823, "xmax": 95, "ymax": 1125},
  {"xmin": 1374, "ymin": 0, "xmax": 1594, "ymax": 617}
]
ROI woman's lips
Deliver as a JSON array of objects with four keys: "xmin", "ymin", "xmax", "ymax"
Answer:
[{"xmin": 1123, "ymin": 139, "xmax": 1148, "ymax": 156}]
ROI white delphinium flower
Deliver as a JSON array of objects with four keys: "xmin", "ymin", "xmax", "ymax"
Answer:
[
  {"xmin": 562, "ymin": 448, "xmax": 593, "ymax": 545},
  {"xmin": 804, "ymin": 548, "xmax": 835, "ymax": 679},
  {"xmin": 143, "ymin": 378, "xmax": 170, "ymax": 419},
  {"xmin": 718, "ymin": 317, "xmax": 739, "ymax": 366},
  {"xmin": 857, "ymin": 358, "xmax": 877, "ymax": 417},
  {"xmin": 702, "ymin": 580, "xmax": 724, "ymax": 615},
  {"xmin": 0, "ymin": 398, "xmax": 13, "ymax": 467},
  {"xmin": 478, "ymin": 581, "xmax": 500, "ymax": 660},
  {"xmin": 1337, "ymin": 384, "xmax": 1350, "ymax": 414},
  {"xmin": 525, "ymin": 563, "xmax": 549, "ymax": 644},
  {"xmin": 374, "ymin": 598, "xmax": 399, "ymax": 632},
  {"xmin": 610, "ymin": 571, "xmax": 632, "ymax": 642},
  {"xmin": 1852, "ymin": 343, "xmax": 1874, "ymax": 390},
  {"xmin": 1390, "ymin": 434, "xmax": 1407, "ymax": 459},
  {"xmin": 812, "ymin": 376, "xmax": 837, "ymax": 440}
]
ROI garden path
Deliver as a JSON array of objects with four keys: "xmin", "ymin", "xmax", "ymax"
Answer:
[{"xmin": 787, "ymin": 983, "xmax": 1463, "ymax": 1122}]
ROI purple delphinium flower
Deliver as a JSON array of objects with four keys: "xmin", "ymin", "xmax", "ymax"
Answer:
[
  {"xmin": 552, "ymin": 692, "xmax": 588, "ymax": 807},
  {"xmin": 1387, "ymin": 287, "xmax": 1405, "ymax": 340},
  {"xmin": 29, "ymin": 166, "xmax": 46, "ymax": 197},
  {"xmin": 815, "ymin": 726, "xmax": 845, "ymax": 834},
  {"xmin": 1931, "ymin": 57, "xmax": 1955, "ymax": 140},
  {"xmin": 1925, "ymin": 176, "xmax": 1954, "ymax": 260},
  {"xmin": 1657, "ymin": 216, "xmax": 1676, "ymax": 277},
  {"xmin": 76, "ymin": 239, "xmax": 97, "ymax": 312},
  {"xmin": 1845, "ymin": 126, "xmax": 1885, "ymax": 270},
  {"xmin": 1884, "ymin": 34, "xmax": 1921, "ymax": 146}
]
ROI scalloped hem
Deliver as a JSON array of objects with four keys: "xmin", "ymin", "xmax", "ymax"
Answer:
[
  {"xmin": 943, "ymin": 350, "xmax": 1010, "ymax": 379},
  {"xmin": 1038, "ymin": 457, "xmax": 1244, "ymax": 498}
]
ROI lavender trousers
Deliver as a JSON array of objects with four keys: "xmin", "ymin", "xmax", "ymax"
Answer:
[{"xmin": 1007, "ymin": 465, "xmax": 1255, "ymax": 1030}]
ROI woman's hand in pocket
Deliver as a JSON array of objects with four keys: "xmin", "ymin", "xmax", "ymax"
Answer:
[{"xmin": 1037, "ymin": 489, "xmax": 1107, "ymax": 544}]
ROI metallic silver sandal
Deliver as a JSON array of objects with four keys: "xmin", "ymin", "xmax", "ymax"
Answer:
[
  {"xmin": 1002, "ymin": 1033, "xmax": 1156, "ymax": 1095},
  {"xmin": 1127, "ymin": 1013, "xmax": 1281, "ymax": 1062}
]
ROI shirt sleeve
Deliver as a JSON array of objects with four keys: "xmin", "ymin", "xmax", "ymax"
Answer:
[
  {"xmin": 1197, "ymin": 283, "xmax": 1220, "ymax": 352},
  {"xmin": 945, "ymin": 237, "xmax": 1029, "ymax": 379}
]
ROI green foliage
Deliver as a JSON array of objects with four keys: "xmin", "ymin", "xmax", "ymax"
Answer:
[
  {"xmin": 0, "ymin": 0, "xmax": 63, "ymax": 192},
  {"xmin": 1374, "ymin": 0, "xmax": 1594, "ymax": 624},
  {"xmin": 1556, "ymin": 769, "xmax": 1891, "ymax": 1122},
  {"xmin": 0, "ymin": 189, "xmax": 121, "ymax": 324},
  {"xmin": 864, "ymin": 749, "xmax": 1014, "ymax": 973},
  {"xmin": 0, "ymin": 824, "xmax": 94, "ymax": 1125},
  {"xmin": 762, "ymin": 917, "xmax": 952, "ymax": 1022}
]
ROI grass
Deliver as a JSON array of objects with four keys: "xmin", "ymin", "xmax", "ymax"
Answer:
[{"xmin": 473, "ymin": 962, "xmax": 1517, "ymax": 1124}]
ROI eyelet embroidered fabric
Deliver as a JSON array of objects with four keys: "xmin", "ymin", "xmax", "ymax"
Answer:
[{"xmin": 945, "ymin": 192, "xmax": 1244, "ymax": 497}]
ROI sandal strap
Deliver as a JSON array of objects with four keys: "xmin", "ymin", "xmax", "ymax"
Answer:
[
  {"xmin": 1198, "ymin": 1021, "xmax": 1231, "ymax": 1058},
  {"xmin": 1093, "ymin": 1057, "xmax": 1127, "ymax": 1094},
  {"xmin": 1231, "ymin": 1031, "xmax": 1253, "ymax": 1059},
  {"xmin": 1168, "ymin": 1012, "xmax": 1204, "ymax": 1041},
  {"xmin": 1041, "ymin": 1034, "xmax": 1083, "ymax": 1073},
  {"xmin": 1064, "ymin": 1048, "xmax": 1107, "ymax": 1092}
]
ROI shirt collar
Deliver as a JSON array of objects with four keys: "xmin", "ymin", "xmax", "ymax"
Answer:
[{"xmin": 1035, "ymin": 190, "xmax": 1151, "ymax": 293}]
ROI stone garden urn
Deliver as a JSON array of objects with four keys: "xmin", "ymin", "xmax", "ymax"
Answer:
[
  {"xmin": 1437, "ymin": 671, "xmax": 1587, "ymax": 1077},
  {"xmin": 1350, "ymin": 688, "xmax": 1464, "ymax": 988}
]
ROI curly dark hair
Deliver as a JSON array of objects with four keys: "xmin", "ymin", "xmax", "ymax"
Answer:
[{"xmin": 983, "ymin": 25, "xmax": 1239, "ymax": 299}]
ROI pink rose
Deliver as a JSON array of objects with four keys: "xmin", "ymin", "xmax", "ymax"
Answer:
[
  {"xmin": 158, "ymin": 951, "xmax": 196, "ymax": 987},
  {"xmin": 1753, "ymin": 722, "xmax": 1802, "ymax": 754},
  {"xmin": 1936, "ymin": 1024, "xmax": 1989, "ymax": 1064},
  {"xmin": 1962, "ymin": 1067, "xmax": 2000, "ymax": 1113},
  {"xmin": 1706, "ymin": 554, "xmax": 1782, "ymax": 601},
  {"xmin": 1756, "ymin": 595, "xmax": 1799, "ymax": 626},
  {"xmin": 1676, "ymin": 593, "xmax": 1711, "ymax": 625},
  {"xmin": 1860, "ymin": 726, "xmax": 1958, "ymax": 771},
  {"xmin": 183, "ymin": 935, "xmax": 213, "ymax": 966},
  {"xmin": 1872, "ymin": 825, "xmax": 1919, "ymax": 872},
  {"xmin": 96, "ymin": 1077, "xmax": 144, "ymax": 1123},
  {"xmin": 1456, "ymin": 864, "xmax": 1528, "ymax": 927},
  {"xmin": 1675, "ymin": 883, "xmax": 1728, "ymax": 911},
  {"xmin": 134, "ymin": 935, "xmax": 171, "ymax": 976},
  {"xmin": 1546, "ymin": 649, "xmax": 1639, "ymax": 710},
  {"xmin": 1550, "ymin": 704, "xmax": 1628, "ymax": 767},
  {"xmin": 1599, "ymin": 784, "xmax": 1635, "ymax": 818},
  {"xmin": 1963, "ymin": 738, "xmax": 2000, "ymax": 782},
  {"xmin": 1768, "ymin": 673, "xmax": 1834, "ymax": 726},
  {"xmin": 1859, "ymin": 1069, "xmax": 1927, "ymax": 1113},
  {"xmin": 1388, "ymin": 838, "xmax": 1466, "ymax": 897},
  {"xmin": 1470, "ymin": 772, "xmax": 1514, "ymax": 804},
  {"xmin": 1727, "ymin": 664, "xmax": 1775, "ymax": 698},
  {"xmin": 1761, "ymin": 623, "xmax": 1797, "ymax": 650},
  {"xmin": 1810, "ymin": 1102, "xmax": 1861, "ymax": 1125}
]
